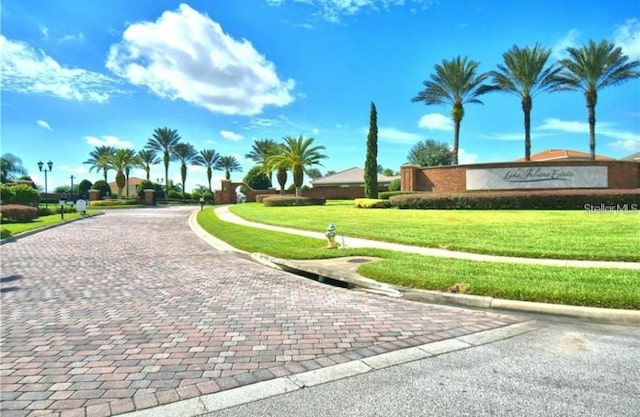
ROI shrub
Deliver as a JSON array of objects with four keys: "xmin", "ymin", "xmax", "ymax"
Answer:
[
  {"xmin": 8, "ymin": 184, "xmax": 40, "ymax": 206},
  {"xmin": 168, "ymin": 190, "xmax": 183, "ymax": 199},
  {"xmin": 77, "ymin": 179, "xmax": 93, "ymax": 197},
  {"xmin": 379, "ymin": 190, "xmax": 413, "ymax": 200},
  {"xmin": 388, "ymin": 178, "xmax": 401, "ymax": 191},
  {"xmin": 39, "ymin": 205, "xmax": 78, "ymax": 215},
  {"xmin": 0, "ymin": 204, "xmax": 38, "ymax": 222},
  {"xmin": 0, "ymin": 184, "xmax": 15, "ymax": 204},
  {"xmin": 389, "ymin": 189, "xmax": 640, "ymax": 210},
  {"xmin": 256, "ymin": 194, "xmax": 278, "ymax": 203},
  {"xmin": 263, "ymin": 196, "xmax": 326, "ymax": 207},
  {"xmin": 91, "ymin": 180, "xmax": 111, "ymax": 198},
  {"xmin": 89, "ymin": 200, "xmax": 140, "ymax": 207},
  {"xmin": 354, "ymin": 198, "xmax": 391, "ymax": 208}
]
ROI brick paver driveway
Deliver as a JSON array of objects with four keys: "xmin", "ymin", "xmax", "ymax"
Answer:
[{"xmin": 1, "ymin": 207, "xmax": 518, "ymax": 417}]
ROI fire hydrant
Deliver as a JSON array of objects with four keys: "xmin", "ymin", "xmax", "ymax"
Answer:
[{"xmin": 325, "ymin": 223, "xmax": 339, "ymax": 249}]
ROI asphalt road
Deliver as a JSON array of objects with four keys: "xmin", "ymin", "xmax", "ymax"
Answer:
[{"xmin": 200, "ymin": 318, "xmax": 640, "ymax": 417}]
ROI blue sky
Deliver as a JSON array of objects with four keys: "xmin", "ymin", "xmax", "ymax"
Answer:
[{"xmin": 1, "ymin": 0, "xmax": 639, "ymax": 192}]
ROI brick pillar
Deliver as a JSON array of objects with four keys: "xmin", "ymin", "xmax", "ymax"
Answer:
[
  {"xmin": 143, "ymin": 189, "xmax": 155, "ymax": 206},
  {"xmin": 400, "ymin": 164, "xmax": 420, "ymax": 192},
  {"xmin": 218, "ymin": 180, "xmax": 234, "ymax": 204},
  {"xmin": 88, "ymin": 190, "xmax": 101, "ymax": 201}
]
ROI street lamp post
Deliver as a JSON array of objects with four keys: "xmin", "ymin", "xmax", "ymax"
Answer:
[
  {"xmin": 37, "ymin": 160, "xmax": 53, "ymax": 194},
  {"xmin": 70, "ymin": 175, "xmax": 75, "ymax": 199},
  {"xmin": 37, "ymin": 160, "xmax": 53, "ymax": 207}
]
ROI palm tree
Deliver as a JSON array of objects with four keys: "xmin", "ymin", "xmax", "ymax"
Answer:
[
  {"xmin": 216, "ymin": 155, "xmax": 243, "ymax": 180},
  {"xmin": 412, "ymin": 56, "xmax": 495, "ymax": 165},
  {"xmin": 121, "ymin": 149, "xmax": 139, "ymax": 197},
  {"xmin": 489, "ymin": 44, "xmax": 562, "ymax": 161},
  {"xmin": 84, "ymin": 145, "xmax": 115, "ymax": 182},
  {"xmin": 552, "ymin": 39, "xmax": 640, "ymax": 160},
  {"xmin": 194, "ymin": 149, "xmax": 221, "ymax": 192},
  {"xmin": 245, "ymin": 139, "xmax": 279, "ymax": 181},
  {"xmin": 137, "ymin": 149, "xmax": 160, "ymax": 181},
  {"xmin": 0, "ymin": 153, "xmax": 27, "ymax": 183},
  {"xmin": 107, "ymin": 148, "xmax": 138, "ymax": 198},
  {"xmin": 265, "ymin": 135, "xmax": 327, "ymax": 197},
  {"xmin": 145, "ymin": 127, "xmax": 181, "ymax": 199},
  {"xmin": 171, "ymin": 142, "xmax": 198, "ymax": 196}
]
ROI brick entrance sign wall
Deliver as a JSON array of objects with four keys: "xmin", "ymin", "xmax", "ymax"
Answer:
[{"xmin": 401, "ymin": 161, "xmax": 640, "ymax": 193}]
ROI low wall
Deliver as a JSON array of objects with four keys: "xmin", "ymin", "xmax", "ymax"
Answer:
[{"xmin": 401, "ymin": 161, "xmax": 640, "ymax": 192}]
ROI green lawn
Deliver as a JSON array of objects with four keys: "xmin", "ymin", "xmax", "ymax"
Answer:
[
  {"xmin": 229, "ymin": 202, "xmax": 640, "ymax": 261},
  {"xmin": 197, "ymin": 209, "xmax": 640, "ymax": 309},
  {"xmin": 0, "ymin": 211, "xmax": 100, "ymax": 240}
]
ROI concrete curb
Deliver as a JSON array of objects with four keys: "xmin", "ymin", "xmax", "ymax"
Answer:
[
  {"xmin": 119, "ymin": 321, "xmax": 542, "ymax": 417},
  {"xmin": 189, "ymin": 208, "xmax": 640, "ymax": 326}
]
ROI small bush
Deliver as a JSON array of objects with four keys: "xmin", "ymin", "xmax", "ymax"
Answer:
[
  {"xmin": 354, "ymin": 198, "xmax": 391, "ymax": 208},
  {"xmin": 89, "ymin": 200, "xmax": 140, "ymax": 207},
  {"xmin": 263, "ymin": 196, "xmax": 326, "ymax": 207},
  {"xmin": 8, "ymin": 184, "xmax": 40, "ymax": 206},
  {"xmin": 38, "ymin": 205, "xmax": 78, "ymax": 215},
  {"xmin": 256, "ymin": 194, "xmax": 279, "ymax": 203},
  {"xmin": 91, "ymin": 180, "xmax": 111, "ymax": 198},
  {"xmin": 0, "ymin": 204, "xmax": 38, "ymax": 222},
  {"xmin": 0, "ymin": 184, "xmax": 15, "ymax": 204},
  {"xmin": 389, "ymin": 189, "xmax": 640, "ymax": 210},
  {"xmin": 388, "ymin": 178, "xmax": 401, "ymax": 192},
  {"xmin": 167, "ymin": 190, "xmax": 183, "ymax": 199},
  {"xmin": 379, "ymin": 191, "xmax": 414, "ymax": 200}
]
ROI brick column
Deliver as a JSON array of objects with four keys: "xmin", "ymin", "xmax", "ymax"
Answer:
[
  {"xmin": 88, "ymin": 190, "xmax": 101, "ymax": 201},
  {"xmin": 400, "ymin": 164, "xmax": 420, "ymax": 192},
  {"xmin": 143, "ymin": 189, "xmax": 155, "ymax": 206}
]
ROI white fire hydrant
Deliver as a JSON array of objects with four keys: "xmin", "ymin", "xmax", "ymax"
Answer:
[{"xmin": 325, "ymin": 223, "xmax": 339, "ymax": 249}]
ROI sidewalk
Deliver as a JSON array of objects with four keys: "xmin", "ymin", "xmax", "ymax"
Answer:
[
  {"xmin": 208, "ymin": 206, "xmax": 640, "ymax": 325},
  {"xmin": 214, "ymin": 206, "xmax": 640, "ymax": 270}
]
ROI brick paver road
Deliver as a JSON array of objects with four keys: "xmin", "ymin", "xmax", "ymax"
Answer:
[{"xmin": 1, "ymin": 207, "xmax": 518, "ymax": 417}]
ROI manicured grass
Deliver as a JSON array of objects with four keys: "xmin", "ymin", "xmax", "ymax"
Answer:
[
  {"xmin": 0, "ymin": 211, "xmax": 100, "ymax": 240},
  {"xmin": 230, "ymin": 202, "xmax": 640, "ymax": 261},
  {"xmin": 197, "ymin": 209, "xmax": 640, "ymax": 309}
]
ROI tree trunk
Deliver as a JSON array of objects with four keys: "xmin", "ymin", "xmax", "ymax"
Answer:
[
  {"xmin": 277, "ymin": 168, "xmax": 287, "ymax": 195},
  {"xmin": 115, "ymin": 171, "xmax": 125, "ymax": 199},
  {"xmin": 522, "ymin": 95, "xmax": 532, "ymax": 161}
]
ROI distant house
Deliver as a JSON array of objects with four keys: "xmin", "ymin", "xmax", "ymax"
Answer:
[
  {"xmin": 621, "ymin": 152, "xmax": 640, "ymax": 162},
  {"xmin": 515, "ymin": 149, "xmax": 614, "ymax": 162},
  {"xmin": 108, "ymin": 177, "xmax": 145, "ymax": 197},
  {"xmin": 311, "ymin": 167, "xmax": 399, "ymax": 188}
]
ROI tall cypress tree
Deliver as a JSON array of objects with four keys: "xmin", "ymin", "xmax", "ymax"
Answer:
[{"xmin": 364, "ymin": 102, "xmax": 379, "ymax": 198}]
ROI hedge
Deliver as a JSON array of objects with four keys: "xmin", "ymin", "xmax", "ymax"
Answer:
[
  {"xmin": 379, "ymin": 191, "xmax": 414, "ymax": 200},
  {"xmin": 0, "ymin": 204, "xmax": 38, "ymax": 222},
  {"xmin": 262, "ymin": 196, "xmax": 326, "ymax": 207},
  {"xmin": 89, "ymin": 199, "xmax": 141, "ymax": 207},
  {"xmin": 389, "ymin": 189, "xmax": 640, "ymax": 210},
  {"xmin": 354, "ymin": 198, "xmax": 391, "ymax": 208}
]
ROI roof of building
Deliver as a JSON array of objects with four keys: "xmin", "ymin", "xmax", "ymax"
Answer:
[
  {"xmin": 515, "ymin": 149, "xmax": 614, "ymax": 162},
  {"xmin": 107, "ymin": 177, "xmax": 145, "ymax": 186},
  {"xmin": 621, "ymin": 152, "xmax": 640, "ymax": 162},
  {"xmin": 311, "ymin": 167, "xmax": 399, "ymax": 186}
]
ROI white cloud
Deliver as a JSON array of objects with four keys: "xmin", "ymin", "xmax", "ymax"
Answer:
[
  {"xmin": 106, "ymin": 4, "xmax": 295, "ymax": 116},
  {"xmin": 551, "ymin": 29, "xmax": 580, "ymax": 60},
  {"xmin": 220, "ymin": 130, "xmax": 244, "ymax": 141},
  {"xmin": 537, "ymin": 117, "xmax": 640, "ymax": 150},
  {"xmin": 37, "ymin": 120, "xmax": 52, "ymax": 131},
  {"xmin": 418, "ymin": 113, "xmax": 453, "ymax": 131},
  {"xmin": 458, "ymin": 148, "xmax": 478, "ymax": 164},
  {"xmin": 84, "ymin": 135, "xmax": 134, "ymax": 148},
  {"xmin": 39, "ymin": 25, "xmax": 49, "ymax": 38},
  {"xmin": 378, "ymin": 127, "xmax": 422, "ymax": 144},
  {"xmin": 0, "ymin": 35, "xmax": 119, "ymax": 103},
  {"xmin": 59, "ymin": 32, "xmax": 85, "ymax": 43},
  {"xmin": 267, "ymin": 0, "xmax": 436, "ymax": 23},
  {"xmin": 614, "ymin": 18, "xmax": 640, "ymax": 60},
  {"xmin": 537, "ymin": 117, "xmax": 589, "ymax": 134},
  {"xmin": 608, "ymin": 138, "xmax": 640, "ymax": 152}
]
